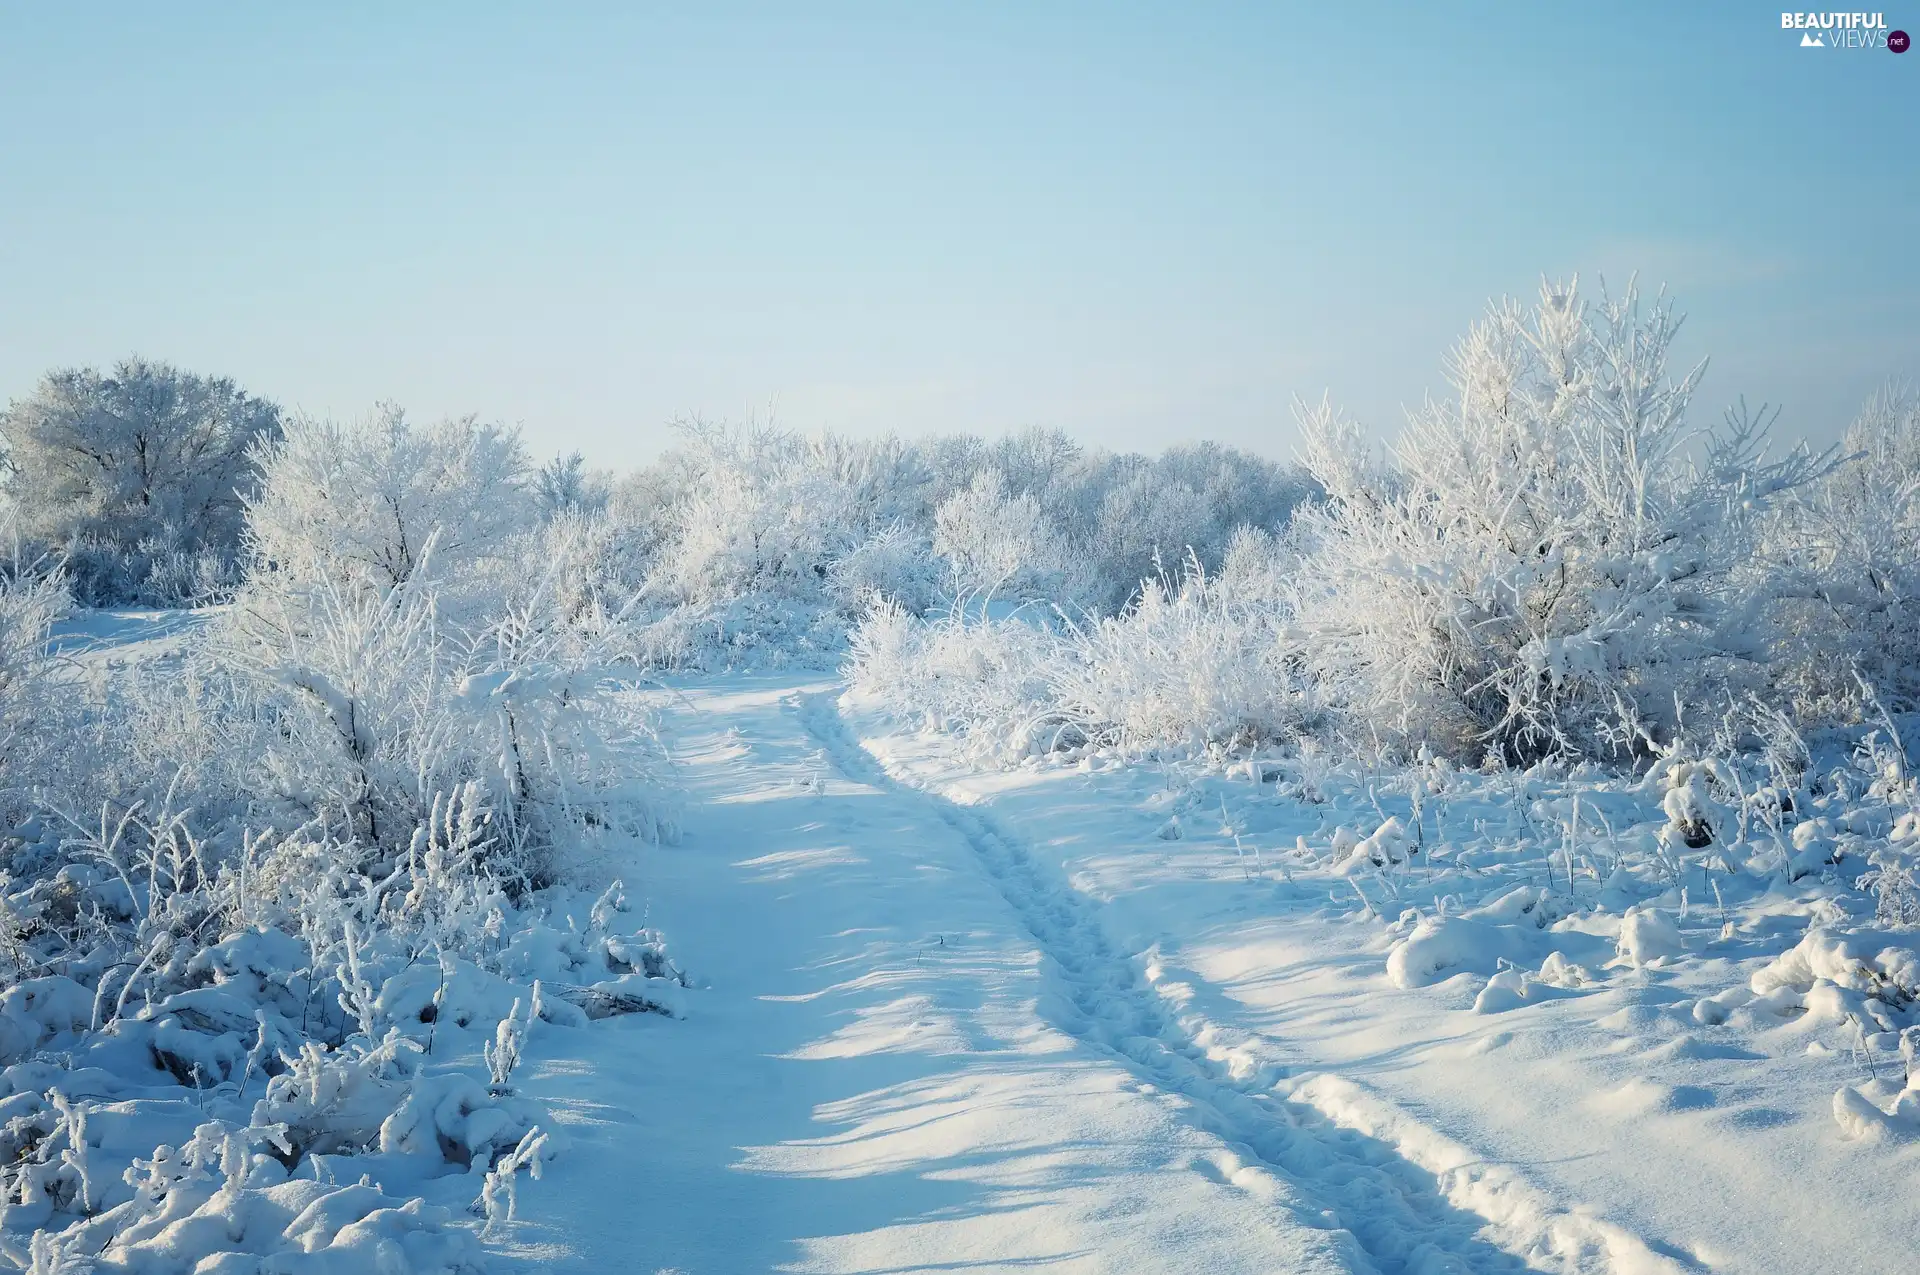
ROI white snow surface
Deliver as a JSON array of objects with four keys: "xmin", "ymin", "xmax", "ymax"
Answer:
[
  {"xmin": 477, "ymin": 677, "xmax": 1918, "ymax": 1273},
  {"xmin": 30, "ymin": 657, "xmax": 1907, "ymax": 1270},
  {"xmin": 831, "ymin": 694, "xmax": 1920, "ymax": 1275},
  {"xmin": 503, "ymin": 681, "xmax": 1365, "ymax": 1273}
]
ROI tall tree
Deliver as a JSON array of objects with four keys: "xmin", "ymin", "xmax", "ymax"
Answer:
[{"xmin": 0, "ymin": 357, "xmax": 282, "ymax": 566}]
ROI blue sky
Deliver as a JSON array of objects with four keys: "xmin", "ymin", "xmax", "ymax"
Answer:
[{"xmin": 1, "ymin": 3, "xmax": 1913, "ymax": 466}]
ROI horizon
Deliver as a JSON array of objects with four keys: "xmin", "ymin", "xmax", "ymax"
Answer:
[{"xmin": 2, "ymin": 4, "xmax": 1914, "ymax": 468}]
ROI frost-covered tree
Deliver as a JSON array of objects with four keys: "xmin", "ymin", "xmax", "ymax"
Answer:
[
  {"xmin": 0, "ymin": 563, "xmax": 73, "ymax": 825},
  {"xmin": 628, "ymin": 423, "xmax": 943, "ymax": 663},
  {"xmin": 0, "ymin": 359, "xmax": 281, "ymax": 603},
  {"xmin": 534, "ymin": 451, "xmax": 612, "ymax": 520},
  {"xmin": 1291, "ymin": 279, "xmax": 1827, "ymax": 761},
  {"xmin": 243, "ymin": 406, "xmax": 532, "ymax": 597},
  {"xmin": 933, "ymin": 468, "xmax": 1085, "ymax": 601},
  {"xmin": 604, "ymin": 417, "xmax": 1310, "ymax": 664},
  {"xmin": 1766, "ymin": 383, "xmax": 1920, "ymax": 714},
  {"xmin": 1081, "ymin": 444, "xmax": 1312, "ymax": 611}
]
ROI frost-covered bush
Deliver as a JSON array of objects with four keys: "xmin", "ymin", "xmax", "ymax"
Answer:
[
  {"xmin": 35, "ymin": 535, "xmax": 241, "ymax": 610},
  {"xmin": 827, "ymin": 525, "xmax": 943, "ymax": 617},
  {"xmin": 1289, "ymin": 279, "xmax": 1826, "ymax": 763},
  {"xmin": 1053, "ymin": 441, "xmax": 1313, "ymax": 614},
  {"xmin": 244, "ymin": 407, "xmax": 532, "ymax": 612},
  {"xmin": 218, "ymin": 570, "xmax": 665, "ymax": 880},
  {"xmin": 209, "ymin": 406, "xmax": 668, "ymax": 883},
  {"xmin": 848, "ymin": 599, "xmax": 1063, "ymax": 761},
  {"xmin": 621, "ymin": 420, "xmax": 1308, "ymax": 666},
  {"xmin": 0, "ymin": 360, "xmax": 282, "ymax": 606},
  {"xmin": 628, "ymin": 423, "xmax": 937, "ymax": 664},
  {"xmin": 644, "ymin": 423, "xmax": 930, "ymax": 608},
  {"xmin": 533, "ymin": 450, "xmax": 613, "ymax": 521},
  {"xmin": 927, "ymin": 432, "xmax": 1312, "ymax": 614},
  {"xmin": 206, "ymin": 559, "xmax": 665, "ymax": 888},
  {"xmin": 932, "ymin": 469, "xmax": 1092, "ymax": 604},
  {"xmin": 1048, "ymin": 535, "xmax": 1315, "ymax": 752},
  {"xmin": 0, "ymin": 564, "xmax": 72, "ymax": 828},
  {"xmin": 848, "ymin": 533, "xmax": 1314, "ymax": 761},
  {"xmin": 1765, "ymin": 384, "xmax": 1920, "ymax": 717}
]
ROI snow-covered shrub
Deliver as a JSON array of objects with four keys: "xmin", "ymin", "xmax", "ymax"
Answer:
[
  {"xmin": 932, "ymin": 469, "xmax": 1092, "ymax": 604},
  {"xmin": 848, "ymin": 599, "xmax": 1063, "ymax": 761},
  {"xmin": 218, "ymin": 569, "xmax": 459, "ymax": 849},
  {"xmin": 629, "ymin": 423, "xmax": 934, "ymax": 665},
  {"xmin": 1289, "ymin": 279, "xmax": 1826, "ymax": 762},
  {"xmin": 848, "ymin": 534, "xmax": 1314, "ymax": 761},
  {"xmin": 37, "ymin": 535, "xmax": 240, "ymax": 610},
  {"xmin": 208, "ymin": 406, "xmax": 666, "ymax": 882},
  {"xmin": 1046, "ymin": 542, "xmax": 1314, "ymax": 752},
  {"xmin": 926, "ymin": 434, "xmax": 1311, "ymax": 614},
  {"xmin": 1061, "ymin": 442, "xmax": 1314, "ymax": 613},
  {"xmin": 647, "ymin": 423, "xmax": 929, "ymax": 605},
  {"xmin": 618, "ymin": 420, "xmax": 1309, "ymax": 667},
  {"xmin": 999, "ymin": 533, "xmax": 1309, "ymax": 755},
  {"xmin": 827, "ymin": 525, "xmax": 942, "ymax": 616},
  {"xmin": 532, "ymin": 450, "xmax": 612, "ymax": 521},
  {"xmin": 0, "ymin": 563, "xmax": 72, "ymax": 828},
  {"xmin": 204, "ymin": 568, "xmax": 665, "ymax": 887},
  {"xmin": 1765, "ymin": 383, "xmax": 1920, "ymax": 718},
  {"xmin": 0, "ymin": 360, "xmax": 282, "ymax": 606},
  {"xmin": 243, "ymin": 406, "xmax": 532, "ymax": 613}
]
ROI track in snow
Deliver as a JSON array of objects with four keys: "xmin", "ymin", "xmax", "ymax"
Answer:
[{"xmin": 798, "ymin": 691, "xmax": 1555, "ymax": 1275}]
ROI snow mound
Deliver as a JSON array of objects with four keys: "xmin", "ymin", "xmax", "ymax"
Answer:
[
  {"xmin": 22, "ymin": 1122, "xmax": 486, "ymax": 1273},
  {"xmin": 1612, "ymin": 908, "xmax": 1684, "ymax": 969},
  {"xmin": 1386, "ymin": 916, "xmax": 1528, "ymax": 989}
]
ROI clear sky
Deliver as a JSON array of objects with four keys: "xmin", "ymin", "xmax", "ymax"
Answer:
[{"xmin": 1, "ymin": 3, "xmax": 1913, "ymax": 468}]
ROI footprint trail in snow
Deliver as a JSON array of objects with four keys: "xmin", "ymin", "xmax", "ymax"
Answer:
[
  {"xmin": 799, "ymin": 691, "xmax": 1653, "ymax": 1275},
  {"xmin": 508, "ymin": 681, "xmax": 1679, "ymax": 1274}
]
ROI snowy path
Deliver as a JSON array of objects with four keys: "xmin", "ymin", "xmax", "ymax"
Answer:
[
  {"xmin": 493, "ymin": 680, "xmax": 1714, "ymax": 1273},
  {"xmin": 501, "ymin": 682, "xmax": 1363, "ymax": 1273},
  {"xmin": 843, "ymin": 703, "xmax": 1920, "ymax": 1275}
]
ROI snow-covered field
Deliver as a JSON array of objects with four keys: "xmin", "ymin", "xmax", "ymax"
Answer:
[
  {"xmin": 485, "ymin": 676, "xmax": 1914, "ymax": 1272},
  {"xmin": 6, "ymin": 627, "xmax": 1919, "ymax": 1270},
  {"xmin": 0, "ymin": 602, "xmax": 685, "ymax": 1272},
  {"xmin": 6, "ymin": 295, "xmax": 1920, "ymax": 1272},
  {"xmin": 839, "ymin": 692, "xmax": 1920, "ymax": 1274}
]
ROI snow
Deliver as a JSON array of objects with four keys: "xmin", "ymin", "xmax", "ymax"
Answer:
[
  {"xmin": 828, "ymin": 686, "xmax": 1920, "ymax": 1275},
  {"xmin": 364, "ymin": 672, "xmax": 1899, "ymax": 1273},
  {"xmin": 498, "ymin": 682, "xmax": 1360, "ymax": 1273},
  {"xmin": 48, "ymin": 609, "xmax": 208, "ymax": 660},
  {"xmin": 1385, "ymin": 914, "xmax": 1527, "ymax": 989},
  {"xmin": 11, "ymin": 638, "xmax": 1920, "ymax": 1268},
  {"xmin": 11, "ymin": 285, "xmax": 1920, "ymax": 1273}
]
